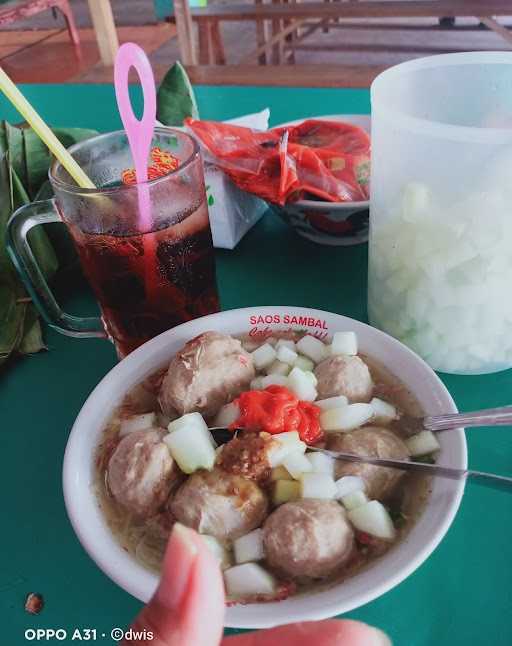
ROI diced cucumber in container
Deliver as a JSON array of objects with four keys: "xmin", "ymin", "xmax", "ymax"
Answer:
[
  {"xmin": 251, "ymin": 343, "xmax": 277, "ymax": 370},
  {"xmin": 119, "ymin": 412, "xmax": 157, "ymax": 436},
  {"xmin": 320, "ymin": 403, "xmax": 373, "ymax": 432},
  {"xmin": 405, "ymin": 430, "xmax": 441, "ymax": 456},
  {"xmin": 296, "ymin": 335, "xmax": 328, "ymax": 364},
  {"xmin": 224, "ymin": 563, "xmax": 276, "ymax": 597},
  {"xmin": 300, "ymin": 472, "xmax": 337, "ymax": 499},
  {"xmin": 260, "ymin": 374, "xmax": 289, "ymax": 388},
  {"xmin": 347, "ymin": 500, "xmax": 396, "ymax": 540},
  {"xmin": 234, "ymin": 529, "xmax": 265, "ymax": 564},
  {"xmin": 267, "ymin": 431, "xmax": 306, "ymax": 467},
  {"xmin": 331, "ymin": 331, "xmax": 358, "ymax": 356},
  {"xmin": 250, "ymin": 377, "xmax": 265, "ymax": 390},
  {"xmin": 276, "ymin": 339, "xmax": 296, "ymax": 352}
]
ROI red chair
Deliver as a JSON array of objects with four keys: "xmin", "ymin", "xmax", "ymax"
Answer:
[{"xmin": 0, "ymin": 0, "xmax": 80, "ymax": 46}]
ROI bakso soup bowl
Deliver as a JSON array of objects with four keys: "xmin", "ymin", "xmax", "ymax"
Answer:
[{"xmin": 63, "ymin": 306, "xmax": 466, "ymax": 629}]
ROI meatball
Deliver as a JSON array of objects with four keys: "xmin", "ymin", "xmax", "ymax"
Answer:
[
  {"xmin": 216, "ymin": 431, "xmax": 273, "ymax": 483},
  {"xmin": 327, "ymin": 426, "xmax": 409, "ymax": 500},
  {"xmin": 263, "ymin": 500, "xmax": 354, "ymax": 580},
  {"xmin": 159, "ymin": 331, "xmax": 255, "ymax": 418},
  {"xmin": 315, "ymin": 355, "xmax": 373, "ymax": 402},
  {"xmin": 108, "ymin": 429, "xmax": 182, "ymax": 518},
  {"xmin": 170, "ymin": 469, "xmax": 268, "ymax": 540}
]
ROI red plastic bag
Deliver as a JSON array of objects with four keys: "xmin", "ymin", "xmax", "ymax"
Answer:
[{"xmin": 185, "ymin": 118, "xmax": 370, "ymax": 206}]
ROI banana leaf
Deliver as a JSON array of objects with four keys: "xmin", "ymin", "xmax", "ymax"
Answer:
[{"xmin": 157, "ymin": 61, "xmax": 199, "ymax": 126}]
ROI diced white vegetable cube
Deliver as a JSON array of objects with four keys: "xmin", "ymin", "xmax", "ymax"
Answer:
[
  {"xmin": 335, "ymin": 475, "xmax": 366, "ymax": 499},
  {"xmin": 260, "ymin": 374, "xmax": 289, "ymax": 389},
  {"xmin": 370, "ymin": 398, "xmax": 397, "ymax": 424},
  {"xmin": 288, "ymin": 367, "xmax": 317, "ymax": 401},
  {"xmin": 270, "ymin": 465, "xmax": 292, "ymax": 481},
  {"xmin": 267, "ymin": 432, "xmax": 306, "ymax": 467},
  {"xmin": 224, "ymin": 563, "xmax": 276, "ymax": 597},
  {"xmin": 266, "ymin": 360, "xmax": 291, "ymax": 376},
  {"xmin": 304, "ymin": 370, "xmax": 318, "ymax": 386},
  {"xmin": 300, "ymin": 472, "xmax": 337, "ymax": 499},
  {"xmin": 251, "ymin": 343, "xmax": 277, "ymax": 370},
  {"xmin": 331, "ymin": 331, "xmax": 358, "ymax": 356},
  {"xmin": 273, "ymin": 479, "xmax": 300, "ymax": 505},
  {"xmin": 250, "ymin": 377, "xmax": 265, "ymax": 390},
  {"xmin": 296, "ymin": 335, "xmax": 327, "ymax": 364},
  {"xmin": 347, "ymin": 500, "xmax": 396, "ymax": 540},
  {"xmin": 275, "ymin": 339, "xmax": 296, "ymax": 352},
  {"xmin": 201, "ymin": 535, "xmax": 231, "ymax": 570},
  {"xmin": 119, "ymin": 412, "xmax": 157, "ymax": 436},
  {"xmin": 283, "ymin": 451, "xmax": 313, "ymax": 479},
  {"xmin": 234, "ymin": 529, "xmax": 265, "ymax": 564},
  {"xmin": 294, "ymin": 355, "xmax": 315, "ymax": 372},
  {"xmin": 168, "ymin": 412, "xmax": 207, "ymax": 434},
  {"xmin": 163, "ymin": 422, "xmax": 216, "ymax": 474},
  {"xmin": 405, "ymin": 430, "xmax": 441, "ymax": 457},
  {"xmin": 316, "ymin": 396, "xmax": 349, "ymax": 411},
  {"xmin": 214, "ymin": 402, "xmax": 240, "ymax": 428},
  {"xmin": 266, "ymin": 337, "xmax": 278, "ymax": 346},
  {"xmin": 276, "ymin": 345, "xmax": 299, "ymax": 365},
  {"xmin": 320, "ymin": 403, "xmax": 373, "ymax": 432},
  {"xmin": 306, "ymin": 452, "xmax": 335, "ymax": 476},
  {"xmin": 341, "ymin": 490, "xmax": 368, "ymax": 510}
]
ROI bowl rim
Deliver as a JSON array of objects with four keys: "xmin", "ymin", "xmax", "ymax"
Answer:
[
  {"xmin": 272, "ymin": 114, "xmax": 371, "ymax": 210},
  {"xmin": 63, "ymin": 306, "xmax": 466, "ymax": 629}
]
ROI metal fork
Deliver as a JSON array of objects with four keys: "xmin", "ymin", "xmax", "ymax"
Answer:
[{"xmin": 399, "ymin": 405, "xmax": 512, "ymax": 437}]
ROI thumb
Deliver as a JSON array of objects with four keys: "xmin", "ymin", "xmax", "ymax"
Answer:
[{"xmin": 126, "ymin": 523, "xmax": 226, "ymax": 646}]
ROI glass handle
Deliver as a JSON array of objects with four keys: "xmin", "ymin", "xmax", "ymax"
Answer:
[{"xmin": 6, "ymin": 199, "xmax": 107, "ymax": 338}]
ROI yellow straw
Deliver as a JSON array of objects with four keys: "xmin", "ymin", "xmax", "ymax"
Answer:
[{"xmin": 0, "ymin": 67, "xmax": 96, "ymax": 189}]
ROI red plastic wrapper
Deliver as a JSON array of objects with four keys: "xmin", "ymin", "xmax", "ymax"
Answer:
[{"xmin": 185, "ymin": 118, "xmax": 370, "ymax": 206}]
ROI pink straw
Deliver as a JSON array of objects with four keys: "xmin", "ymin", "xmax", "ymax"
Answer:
[{"xmin": 114, "ymin": 42, "xmax": 156, "ymax": 232}]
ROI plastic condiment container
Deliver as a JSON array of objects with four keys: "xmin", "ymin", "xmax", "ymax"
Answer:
[{"xmin": 368, "ymin": 52, "xmax": 512, "ymax": 375}]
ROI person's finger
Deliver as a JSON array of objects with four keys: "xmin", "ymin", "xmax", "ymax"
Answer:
[
  {"xmin": 222, "ymin": 619, "xmax": 391, "ymax": 646},
  {"xmin": 127, "ymin": 523, "xmax": 225, "ymax": 646}
]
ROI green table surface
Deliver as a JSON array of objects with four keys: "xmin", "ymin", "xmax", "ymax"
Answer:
[{"xmin": 1, "ymin": 84, "xmax": 511, "ymax": 646}]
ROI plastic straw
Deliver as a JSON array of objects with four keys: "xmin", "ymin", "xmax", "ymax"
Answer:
[{"xmin": 0, "ymin": 67, "xmax": 96, "ymax": 189}]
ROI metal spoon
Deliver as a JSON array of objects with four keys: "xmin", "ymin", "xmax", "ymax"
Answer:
[
  {"xmin": 399, "ymin": 404, "xmax": 512, "ymax": 437},
  {"xmin": 306, "ymin": 446, "xmax": 512, "ymax": 493}
]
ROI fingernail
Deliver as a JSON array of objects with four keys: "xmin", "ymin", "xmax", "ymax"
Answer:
[
  {"xmin": 370, "ymin": 627, "xmax": 393, "ymax": 646},
  {"xmin": 155, "ymin": 523, "xmax": 198, "ymax": 610}
]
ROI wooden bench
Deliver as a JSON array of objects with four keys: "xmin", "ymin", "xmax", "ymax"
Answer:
[
  {"xmin": 174, "ymin": 0, "xmax": 512, "ymax": 65},
  {"xmin": 0, "ymin": 0, "xmax": 79, "ymax": 45}
]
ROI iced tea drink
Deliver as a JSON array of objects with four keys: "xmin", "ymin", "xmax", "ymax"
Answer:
[{"xmin": 7, "ymin": 129, "xmax": 219, "ymax": 357}]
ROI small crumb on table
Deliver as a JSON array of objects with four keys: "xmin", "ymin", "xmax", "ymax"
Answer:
[{"xmin": 25, "ymin": 592, "xmax": 44, "ymax": 615}]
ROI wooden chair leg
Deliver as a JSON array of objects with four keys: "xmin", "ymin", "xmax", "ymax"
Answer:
[
  {"xmin": 57, "ymin": 0, "xmax": 80, "ymax": 46},
  {"xmin": 323, "ymin": 0, "xmax": 330, "ymax": 33},
  {"xmin": 210, "ymin": 20, "xmax": 226, "ymax": 65},
  {"xmin": 198, "ymin": 20, "xmax": 212, "ymax": 64},
  {"xmin": 174, "ymin": 0, "xmax": 197, "ymax": 65},
  {"xmin": 255, "ymin": 0, "xmax": 267, "ymax": 65},
  {"xmin": 271, "ymin": 0, "xmax": 281, "ymax": 64}
]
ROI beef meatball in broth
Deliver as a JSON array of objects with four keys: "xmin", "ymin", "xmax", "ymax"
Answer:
[
  {"xmin": 170, "ymin": 469, "xmax": 268, "ymax": 540},
  {"xmin": 108, "ymin": 429, "xmax": 181, "ymax": 518},
  {"xmin": 328, "ymin": 427, "xmax": 409, "ymax": 500},
  {"xmin": 159, "ymin": 331, "xmax": 255, "ymax": 418},
  {"xmin": 314, "ymin": 355, "xmax": 373, "ymax": 402},
  {"xmin": 263, "ymin": 500, "xmax": 354, "ymax": 580}
]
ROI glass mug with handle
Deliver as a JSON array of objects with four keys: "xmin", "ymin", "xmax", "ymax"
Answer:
[{"xmin": 7, "ymin": 128, "xmax": 220, "ymax": 357}]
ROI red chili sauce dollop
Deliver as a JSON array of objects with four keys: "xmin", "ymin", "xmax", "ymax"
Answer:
[{"xmin": 231, "ymin": 385, "xmax": 323, "ymax": 444}]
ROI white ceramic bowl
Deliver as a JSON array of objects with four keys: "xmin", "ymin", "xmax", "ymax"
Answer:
[
  {"xmin": 271, "ymin": 115, "xmax": 371, "ymax": 246},
  {"xmin": 63, "ymin": 306, "xmax": 466, "ymax": 629}
]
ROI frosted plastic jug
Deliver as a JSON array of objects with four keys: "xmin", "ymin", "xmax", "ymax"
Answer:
[{"xmin": 368, "ymin": 52, "xmax": 512, "ymax": 374}]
